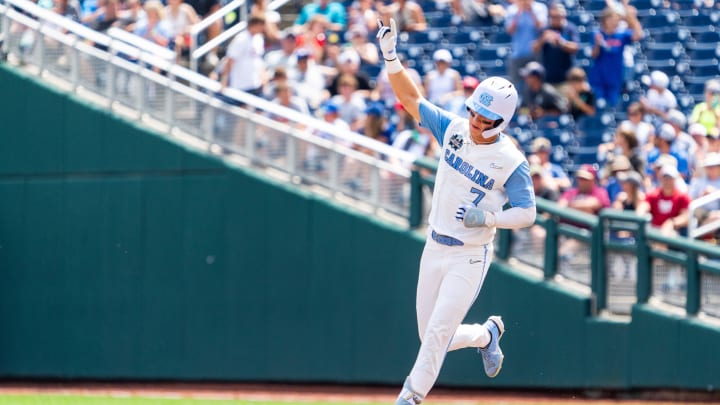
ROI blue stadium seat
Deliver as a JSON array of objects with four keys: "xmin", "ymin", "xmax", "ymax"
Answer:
[
  {"xmin": 685, "ymin": 86, "xmax": 706, "ymax": 103},
  {"xmin": 581, "ymin": 0, "xmax": 607, "ymax": 16},
  {"xmin": 693, "ymin": 30, "xmax": 720, "ymax": 44},
  {"xmin": 685, "ymin": 46, "xmax": 719, "ymax": 61},
  {"xmin": 642, "ymin": 12, "xmax": 679, "ymax": 34},
  {"xmin": 481, "ymin": 62, "xmax": 507, "ymax": 78},
  {"xmin": 444, "ymin": 29, "xmax": 483, "ymax": 46},
  {"xmin": 475, "ymin": 46, "xmax": 504, "ymax": 62},
  {"xmin": 680, "ymin": 13, "xmax": 718, "ymax": 33},
  {"xmin": 406, "ymin": 30, "xmax": 442, "ymax": 44},
  {"xmin": 690, "ymin": 61, "xmax": 720, "ymax": 78},
  {"xmin": 567, "ymin": 145, "xmax": 601, "ymax": 164},
  {"xmin": 488, "ymin": 31, "xmax": 512, "ymax": 46},
  {"xmin": 651, "ymin": 30, "xmax": 690, "ymax": 45}
]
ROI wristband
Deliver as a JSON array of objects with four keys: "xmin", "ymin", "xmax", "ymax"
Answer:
[{"xmin": 385, "ymin": 57, "xmax": 403, "ymax": 74}]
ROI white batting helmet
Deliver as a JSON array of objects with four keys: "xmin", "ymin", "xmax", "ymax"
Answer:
[{"xmin": 465, "ymin": 76, "xmax": 518, "ymax": 138}]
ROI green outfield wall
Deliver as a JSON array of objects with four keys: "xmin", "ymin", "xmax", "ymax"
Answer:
[{"xmin": 0, "ymin": 65, "xmax": 718, "ymax": 390}]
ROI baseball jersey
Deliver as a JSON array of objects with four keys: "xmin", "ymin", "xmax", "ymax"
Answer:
[{"xmin": 419, "ymin": 100, "xmax": 534, "ymax": 246}]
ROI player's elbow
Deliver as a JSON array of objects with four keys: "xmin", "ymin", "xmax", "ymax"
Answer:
[{"xmin": 520, "ymin": 206, "xmax": 537, "ymax": 228}]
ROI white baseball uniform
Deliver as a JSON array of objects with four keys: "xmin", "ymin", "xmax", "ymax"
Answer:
[{"xmin": 404, "ymin": 99, "xmax": 535, "ymax": 398}]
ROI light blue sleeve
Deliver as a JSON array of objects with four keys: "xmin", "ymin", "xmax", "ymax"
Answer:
[
  {"xmin": 504, "ymin": 161, "xmax": 536, "ymax": 208},
  {"xmin": 418, "ymin": 99, "xmax": 456, "ymax": 146}
]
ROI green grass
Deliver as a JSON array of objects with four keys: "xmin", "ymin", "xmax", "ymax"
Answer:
[{"xmin": 0, "ymin": 396, "xmax": 383, "ymax": 405}]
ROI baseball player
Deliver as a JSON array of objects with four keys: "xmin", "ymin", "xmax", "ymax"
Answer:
[{"xmin": 376, "ymin": 19, "xmax": 537, "ymax": 405}]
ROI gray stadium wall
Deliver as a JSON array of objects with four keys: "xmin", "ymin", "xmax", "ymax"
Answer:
[{"xmin": 0, "ymin": 64, "xmax": 718, "ymax": 390}]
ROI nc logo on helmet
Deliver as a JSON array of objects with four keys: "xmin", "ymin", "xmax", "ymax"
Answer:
[{"xmin": 478, "ymin": 93, "xmax": 493, "ymax": 107}]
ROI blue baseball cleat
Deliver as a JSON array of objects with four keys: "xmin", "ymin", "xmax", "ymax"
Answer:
[{"xmin": 479, "ymin": 315, "xmax": 505, "ymax": 378}]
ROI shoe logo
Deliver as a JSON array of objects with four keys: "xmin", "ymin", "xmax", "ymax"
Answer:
[
  {"xmin": 469, "ymin": 258, "xmax": 483, "ymax": 264},
  {"xmin": 490, "ymin": 163, "xmax": 503, "ymax": 169}
]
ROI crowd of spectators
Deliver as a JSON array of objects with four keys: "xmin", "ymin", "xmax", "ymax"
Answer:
[{"xmin": 24, "ymin": 0, "xmax": 720, "ymax": 242}]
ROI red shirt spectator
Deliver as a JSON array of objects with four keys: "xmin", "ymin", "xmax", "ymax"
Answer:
[
  {"xmin": 558, "ymin": 164, "xmax": 611, "ymax": 215},
  {"xmin": 645, "ymin": 165, "xmax": 690, "ymax": 230}
]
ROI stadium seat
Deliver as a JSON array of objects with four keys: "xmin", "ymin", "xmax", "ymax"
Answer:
[
  {"xmin": 680, "ymin": 12, "xmax": 719, "ymax": 33},
  {"xmin": 642, "ymin": 12, "xmax": 679, "ymax": 34},
  {"xmin": 488, "ymin": 31, "xmax": 512, "ymax": 46},
  {"xmin": 642, "ymin": 42, "xmax": 684, "ymax": 60},
  {"xmin": 651, "ymin": 30, "xmax": 691, "ymax": 45},
  {"xmin": 444, "ymin": 29, "xmax": 483, "ymax": 46},
  {"xmin": 690, "ymin": 61, "xmax": 720, "ymax": 78},
  {"xmin": 692, "ymin": 30, "xmax": 720, "ymax": 44},
  {"xmin": 685, "ymin": 46, "xmax": 719, "ymax": 61},
  {"xmin": 581, "ymin": 0, "xmax": 607, "ymax": 16},
  {"xmin": 406, "ymin": 30, "xmax": 442, "ymax": 44}
]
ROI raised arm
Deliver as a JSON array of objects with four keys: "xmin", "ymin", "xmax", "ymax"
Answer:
[{"xmin": 376, "ymin": 18, "xmax": 425, "ymax": 122}]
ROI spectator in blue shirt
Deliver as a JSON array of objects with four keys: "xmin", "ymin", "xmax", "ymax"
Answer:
[
  {"xmin": 294, "ymin": 0, "xmax": 347, "ymax": 32},
  {"xmin": 532, "ymin": 2, "xmax": 579, "ymax": 86},
  {"xmin": 588, "ymin": 5, "xmax": 643, "ymax": 108}
]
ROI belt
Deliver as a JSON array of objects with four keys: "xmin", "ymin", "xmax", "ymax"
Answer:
[{"xmin": 431, "ymin": 230, "xmax": 464, "ymax": 246}]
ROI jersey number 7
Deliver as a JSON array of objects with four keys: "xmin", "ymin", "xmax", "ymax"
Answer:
[{"xmin": 471, "ymin": 187, "xmax": 486, "ymax": 205}]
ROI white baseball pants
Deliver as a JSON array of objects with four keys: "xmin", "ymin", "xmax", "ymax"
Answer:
[{"xmin": 405, "ymin": 238, "xmax": 494, "ymax": 398}]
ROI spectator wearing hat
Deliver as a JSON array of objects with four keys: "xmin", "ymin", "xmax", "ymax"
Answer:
[
  {"xmin": 562, "ymin": 66, "xmax": 596, "ymax": 121},
  {"xmin": 558, "ymin": 164, "xmax": 611, "ymax": 216},
  {"xmin": 327, "ymin": 48, "xmax": 373, "ymax": 97},
  {"xmin": 603, "ymin": 154, "xmax": 634, "ymax": 202},
  {"xmin": 520, "ymin": 61, "xmax": 568, "ymax": 120},
  {"xmin": 588, "ymin": 5, "xmax": 643, "ymax": 108},
  {"xmin": 707, "ymin": 126, "xmax": 720, "ymax": 154},
  {"xmin": 360, "ymin": 102, "xmax": 391, "ymax": 148},
  {"xmin": 640, "ymin": 70, "xmax": 677, "ymax": 123},
  {"xmin": 609, "ymin": 169, "xmax": 648, "ymax": 280},
  {"xmin": 646, "ymin": 164, "xmax": 690, "ymax": 236},
  {"xmin": 689, "ymin": 79, "xmax": 720, "ymax": 137},
  {"xmin": 294, "ymin": 0, "xmax": 347, "ymax": 32},
  {"xmin": 304, "ymin": 101, "xmax": 351, "ymax": 172},
  {"xmin": 532, "ymin": 2, "xmax": 580, "ymax": 86},
  {"xmin": 441, "ymin": 76, "xmax": 480, "ymax": 119},
  {"xmin": 688, "ymin": 122, "xmax": 709, "ymax": 164},
  {"xmin": 612, "ymin": 170, "xmax": 648, "ymax": 215},
  {"xmin": 665, "ymin": 109, "xmax": 698, "ymax": 172},
  {"xmin": 504, "ymin": 0, "xmax": 548, "ymax": 95},
  {"xmin": 689, "ymin": 153, "xmax": 720, "ymax": 209},
  {"xmin": 689, "ymin": 153, "xmax": 720, "ymax": 240},
  {"xmin": 530, "ymin": 164, "xmax": 560, "ymax": 201},
  {"xmin": 424, "ymin": 49, "xmax": 462, "ymax": 106},
  {"xmin": 646, "ymin": 123, "xmax": 691, "ymax": 181},
  {"xmin": 290, "ymin": 47, "xmax": 329, "ymax": 111},
  {"xmin": 647, "ymin": 153, "xmax": 689, "ymax": 191},
  {"xmin": 264, "ymin": 30, "xmax": 299, "ymax": 76},
  {"xmin": 527, "ymin": 136, "xmax": 571, "ymax": 192}
]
